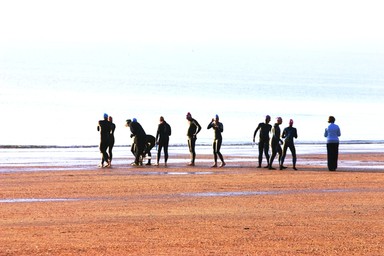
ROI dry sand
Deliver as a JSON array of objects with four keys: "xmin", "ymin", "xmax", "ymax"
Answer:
[{"xmin": 1, "ymin": 152, "xmax": 384, "ymax": 255}]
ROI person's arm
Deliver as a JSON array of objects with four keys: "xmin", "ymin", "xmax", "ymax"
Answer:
[
  {"xmin": 253, "ymin": 124, "xmax": 261, "ymax": 142},
  {"xmin": 219, "ymin": 122, "xmax": 223, "ymax": 133},
  {"xmin": 207, "ymin": 119, "xmax": 214, "ymax": 129},
  {"xmin": 271, "ymin": 126, "xmax": 276, "ymax": 139},
  {"xmin": 282, "ymin": 128, "xmax": 287, "ymax": 139},
  {"xmin": 194, "ymin": 120, "xmax": 202, "ymax": 135},
  {"xmin": 168, "ymin": 123, "xmax": 172, "ymax": 136},
  {"xmin": 155, "ymin": 124, "xmax": 160, "ymax": 143}
]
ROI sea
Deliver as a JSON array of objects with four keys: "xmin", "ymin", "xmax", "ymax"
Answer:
[{"xmin": 1, "ymin": 43, "xmax": 384, "ymax": 170}]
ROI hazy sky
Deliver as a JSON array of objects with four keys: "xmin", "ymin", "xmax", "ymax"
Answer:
[
  {"xmin": 1, "ymin": 0, "xmax": 383, "ymax": 146},
  {"xmin": 1, "ymin": 0, "xmax": 383, "ymax": 48}
]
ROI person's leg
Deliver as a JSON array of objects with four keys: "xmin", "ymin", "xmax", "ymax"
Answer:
[
  {"xmin": 277, "ymin": 144, "xmax": 282, "ymax": 166},
  {"xmin": 191, "ymin": 137, "xmax": 196, "ymax": 165},
  {"xmin": 146, "ymin": 150, "xmax": 152, "ymax": 165},
  {"xmin": 131, "ymin": 143, "xmax": 136, "ymax": 157},
  {"xmin": 264, "ymin": 142, "xmax": 270, "ymax": 168},
  {"xmin": 157, "ymin": 143, "xmax": 163, "ymax": 165},
  {"xmin": 269, "ymin": 141, "xmax": 277, "ymax": 169},
  {"xmin": 136, "ymin": 138, "xmax": 146, "ymax": 166},
  {"xmin": 212, "ymin": 140, "xmax": 218, "ymax": 167},
  {"xmin": 102, "ymin": 143, "xmax": 109, "ymax": 166},
  {"xmin": 164, "ymin": 139, "xmax": 169, "ymax": 165},
  {"xmin": 290, "ymin": 144, "xmax": 297, "ymax": 170},
  {"xmin": 257, "ymin": 142, "xmax": 263, "ymax": 168},
  {"xmin": 187, "ymin": 137, "xmax": 196, "ymax": 165},
  {"xmin": 280, "ymin": 143, "xmax": 288, "ymax": 169},
  {"xmin": 187, "ymin": 138, "xmax": 192, "ymax": 163},
  {"xmin": 99, "ymin": 142, "xmax": 105, "ymax": 166},
  {"xmin": 327, "ymin": 143, "xmax": 338, "ymax": 171},
  {"xmin": 332, "ymin": 143, "xmax": 339, "ymax": 170},
  {"xmin": 107, "ymin": 139, "xmax": 114, "ymax": 167},
  {"xmin": 108, "ymin": 146, "xmax": 112, "ymax": 161},
  {"xmin": 216, "ymin": 138, "xmax": 225, "ymax": 167},
  {"xmin": 134, "ymin": 143, "xmax": 140, "ymax": 165}
]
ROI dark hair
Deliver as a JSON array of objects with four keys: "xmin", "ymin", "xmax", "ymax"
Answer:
[{"xmin": 328, "ymin": 116, "xmax": 335, "ymax": 123}]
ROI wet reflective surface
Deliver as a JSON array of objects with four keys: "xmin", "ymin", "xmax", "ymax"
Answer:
[
  {"xmin": 3, "ymin": 188, "xmax": 381, "ymax": 204},
  {"xmin": 0, "ymin": 198, "xmax": 79, "ymax": 203}
]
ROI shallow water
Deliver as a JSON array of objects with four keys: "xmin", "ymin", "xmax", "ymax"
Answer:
[
  {"xmin": 1, "ymin": 143, "xmax": 384, "ymax": 173},
  {"xmin": 2, "ymin": 46, "xmax": 384, "ymax": 146}
]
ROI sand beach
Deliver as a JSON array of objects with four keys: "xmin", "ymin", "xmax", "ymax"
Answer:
[{"xmin": 1, "ymin": 152, "xmax": 384, "ymax": 255}]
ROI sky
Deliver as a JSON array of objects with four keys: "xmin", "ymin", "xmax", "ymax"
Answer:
[
  {"xmin": 1, "ymin": 0, "xmax": 383, "ymax": 47},
  {"xmin": 1, "ymin": 0, "xmax": 384, "ymax": 146}
]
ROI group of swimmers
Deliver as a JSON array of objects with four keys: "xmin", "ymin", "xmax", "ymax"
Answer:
[
  {"xmin": 97, "ymin": 113, "xmax": 115, "ymax": 168},
  {"xmin": 98, "ymin": 113, "xmax": 340, "ymax": 171},
  {"xmin": 97, "ymin": 113, "xmax": 298, "ymax": 169},
  {"xmin": 253, "ymin": 115, "xmax": 298, "ymax": 170},
  {"xmin": 97, "ymin": 114, "xmax": 171, "ymax": 167}
]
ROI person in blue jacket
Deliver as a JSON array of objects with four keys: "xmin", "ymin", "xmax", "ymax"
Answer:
[{"xmin": 324, "ymin": 116, "xmax": 341, "ymax": 171}]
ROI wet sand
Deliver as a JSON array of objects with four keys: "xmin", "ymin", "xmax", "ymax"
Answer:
[{"xmin": 1, "ymin": 152, "xmax": 384, "ymax": 255}]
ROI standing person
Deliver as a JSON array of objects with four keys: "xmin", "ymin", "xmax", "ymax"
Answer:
[
  {"xmin": 269, "ymin": 117, "xmax": 283, "ymax": 170},
  {"xmin": 280, "ymin": 119, "xmax": 298, "ymax": 170},
  {"xmin": 253, "ymin": 115, "xmax": 272, "ymax": 168},
  {"xmin": 155, "ymin": 116, "xmax": 171, "ymax": 166},
  {"xmin": 144, "ymin": 134, "xmax": 156, "ymax": 165},
  {"xmin": 97, "ymin": 113, "xmax": 112, "ymax": 168},
  {"xmin": 186, "ymin": 112, "xmax": 201, "ymax": 166},
  {"xmin": 107, "ymin": 116, "xmax": 116, "ymax": 167},
  {"xmin": 126, "ymin": 118, "xmax": 147, "ymax": 166},
  {"xmin": 324, "ymin": 116, "xmax": 341, "ymax": 171},
  {"xmin": 207, "ymin": 114, "xmax": 226, "ymax": 168}
]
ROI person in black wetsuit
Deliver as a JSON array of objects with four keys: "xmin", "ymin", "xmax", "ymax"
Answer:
[
  {"xmin": 155, "ymin": 116, "xmax": 171, "ymax": 166},
  {"xmin": 126, "ymin": 118, "xmax": 147, "ymax": 166},
  {"xmin": 253, "ymin": 115, "xmax": 272, "ymax": 168},
  {"xmin": 107, "ymin": 116, "xmax": 116, "ymax": 167},
  {"xmin": 207, "ymin": 114, "xmax": 226, "ymax": 168},
  {"xmin": 280, "ymin": 119, "xmax": 298, "ymax": 170},
  {"xmin": 97, "ymin": 113, "xmax": 112, "ymax": 168},
  {"xmin": 269, "ymin": 117, "xmax": 283, "ymax": 170},
  {"xmin": 186, "ymin": 112, "xmax": 201, "ymax": 166},
  {"xmin": 144, "ymin": 135, "xmax": 156, "ymax": 165}
]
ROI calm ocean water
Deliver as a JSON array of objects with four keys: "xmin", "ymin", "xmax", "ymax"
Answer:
[{"xmin": 1, "ymin": 44, "xmax": 384, "ymax": 147}]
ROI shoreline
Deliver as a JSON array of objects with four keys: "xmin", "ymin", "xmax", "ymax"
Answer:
[
  {"xmin": 1, "ymin": 143, "xmax": 384, "ymax": 173},
  {"xmin": 2, "ymin": 139, "xmax": 384, "ymax": 148},
  {"xmin": 1, "ymin": 145, "xmax": 384, "ymax": 173}
]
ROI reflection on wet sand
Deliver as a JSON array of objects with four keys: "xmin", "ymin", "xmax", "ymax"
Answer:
[{"xmin": 3, "ymin": 188, "xmax": 381, "ymax": 204}]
